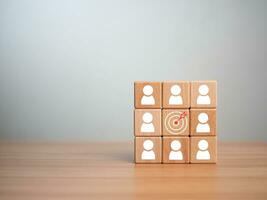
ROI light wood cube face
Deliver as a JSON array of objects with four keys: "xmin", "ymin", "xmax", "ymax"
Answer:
[
  {"xmin": 135, "ymin": 137, "xmax": 162, "ymax": 163},
  {"xmin": 134, "ymin": 82, "xmax": 162, "ymax": 109},
  {"xmin": 190, "ymin": 109, "xmax": 217, "ymax": 136},
  {"xmin": 190, "ymin": 137, "xmax": 217, "ymax": 163},
  {"xmin": 163, "ymin": 137, "xmax": 189, "ymax": 163},
  {"xmin": 134, "ymin": 109, "xmax": 161, "ymax": 137},
  {"xmin": 191, "ymin": 81, "xmax": 217, "ymax": 108},
  {"xmin": 162, "ymin": 109, "xmax": 190, "ymax": 136},
  {"xmin": 162, "ymin": 81, "xmax": 190, "ymax": 108}
]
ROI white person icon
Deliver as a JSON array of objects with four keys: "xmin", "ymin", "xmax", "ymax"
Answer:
[
  {"xmin": 141, "ymin": 140, "xmax": 155, "ymax": 160},
  {"xmin": 169, "ymin": 84, "xmax": 183, "ymax": 105},
  {"xmin": 196, "ymin": 113, "xmax": 210, "ymax": 133},
  {"xmin": 141, "ymin": 85, "xmax": 155, "ymax": 105},
  {"xmin": 140, "ymin": 112, "xmax": 155, "ymax": 133},
  {"xmin": 169, "ymin": 140, "xmax": 183, "ymax": 160},
  {"xmin": 197, "ymin": 84, "xmax": 211, "ymax": 105},
  {"xmin": 196, "ymin": 140, "xmax": 210, "ymax": 160}
]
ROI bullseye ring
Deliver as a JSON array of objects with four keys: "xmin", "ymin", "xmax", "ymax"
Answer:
[{"xmin": 164, "ymin": 111, "xmax": 188, "ymax": 135}]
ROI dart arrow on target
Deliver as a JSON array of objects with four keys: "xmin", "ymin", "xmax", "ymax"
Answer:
[{"xmin": 174, "ymin": 111, "xmax": 187, "ymax": 124}]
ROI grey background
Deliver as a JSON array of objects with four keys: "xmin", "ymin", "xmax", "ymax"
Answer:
[{"xmin": 0, "ymin": 0, "xmax": 266, "ymax": 141}]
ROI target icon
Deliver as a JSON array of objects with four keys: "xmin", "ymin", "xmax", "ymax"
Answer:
[{"xmin": 164, "ymin": 111, "xmax": 188, "ymax": 135}]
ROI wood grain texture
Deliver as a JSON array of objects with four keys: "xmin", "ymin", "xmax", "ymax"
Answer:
[{"xmin": 0, "ymin": 141, "xmax": 267, "ymax": 200}]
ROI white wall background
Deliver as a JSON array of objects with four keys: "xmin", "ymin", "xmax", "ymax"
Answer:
[{"xmin": 0, "ymin": 0, "xmax": 266, "ymax": 141}]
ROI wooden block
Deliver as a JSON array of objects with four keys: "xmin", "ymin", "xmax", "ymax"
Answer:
[
  {"xmin": 134, "ymin": 81, "xmax": 162, "ymax": 108},
  {"xmin": 162, "ymin": 109, "xmax": 190, "ymax": 136},
  {"xmin": 162, "ymin": 137, "xmax": 189, "ymax": 163},
  {"xmin": 190, "ymin": 137, "xmax": 217, "ymax": 163},
  {"xmin": 134, "ymin": 109, "xmax": 161, "ymax": 137},
  {"xmin": 135, "ymin": 137, "xmax": 162, "ymax": 163},
  {"xmin": 190, "ymin": 80, "xmax": 217, "ymax": 108},
  {"xmin": 190, "ymin": 109, "xmax": 217, "ymax": 136},
  {"xmin": 162, "ymin": 81, "xmax": 190, "ymax": 108}
]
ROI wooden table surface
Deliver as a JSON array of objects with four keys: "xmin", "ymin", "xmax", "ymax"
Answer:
[{"xmin": 0, "ymin": 141, "xmax": 266, "ymax": 200}]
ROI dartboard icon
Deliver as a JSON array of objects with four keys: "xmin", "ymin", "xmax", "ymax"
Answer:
[{"xmin": 164, "ymin": 111, "xmax": 188, "ymax": 135}]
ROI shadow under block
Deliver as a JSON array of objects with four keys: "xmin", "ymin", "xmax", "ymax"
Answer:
[
  {"xmin": 162, "ymin": 109, "xmax": 190, "ymax": 136},
  {"xmin": 135, "ymin": 137, "xmax": 162, "ymax": 163},
  {"xmin": 162, "ymin": 81, "xmax": 190, "ymax": 108},
  {"xmin": 134, "ymin": 109, "xmax": 161, "ymax": 137},
  {"xmin": 190, "ymin": 80, "xmax": 217, "ymax": 108},
  {"xmin": 190, "ymin": 137, "xmax": 217, "ymax": 163},
  {"xmin": 190, "ymin": 109, "xmax": 217, "ymax": 136},
  {"xmin": 162, "ymin": 137, "xmax": 189, "ymax": 163},
  {"xmin": 134, "ymin": 81, "xmax": 162, "ymax": 109}
]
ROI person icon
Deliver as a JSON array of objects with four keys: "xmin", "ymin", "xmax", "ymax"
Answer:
[
  {"xmin": 140, "ymin": 112, "xmax": 155, "ymax": 133},
  {"xmin": 141, "ymin": 85, "xmax": 155, "ymax": 105},
  {"xmin": 169, "ymin": 140, "xmax": 183, "ymax": 160},
  {"xmin": 196, "ymin": 140, "xmax": 210, "ymax": 160},
  {"xmin": 169, "ymin": 85, "xmax": 183, "ymax": 105},
  {"xmin": 141, "ymin": 140, "xmax": 155, "ymax": 160},
  {"xmin": 197, "ymin": 84, "xmax": 211, "ymax": 105},
  {"xmin": 196, "ymin": 113, "xmax": 210, "ymax": 133}
]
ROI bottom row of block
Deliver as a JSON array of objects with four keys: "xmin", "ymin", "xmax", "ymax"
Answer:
[{"xmin": 135, "ymin": 136, "xmax": 217, "ymax": 163}]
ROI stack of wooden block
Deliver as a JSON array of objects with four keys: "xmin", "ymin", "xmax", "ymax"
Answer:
[{"xmin": 134, "ymin": 81, "xmax": 217, "ymax": 163}]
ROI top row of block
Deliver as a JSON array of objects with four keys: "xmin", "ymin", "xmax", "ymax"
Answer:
[{"xmin": 134, "ymin": 81, "xmax": 217, "ymax": 109}]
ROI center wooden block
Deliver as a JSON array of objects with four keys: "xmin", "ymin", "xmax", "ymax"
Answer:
[{"xmin": 162, "ymin": 109, "xmax": 190, "ymax": 136}]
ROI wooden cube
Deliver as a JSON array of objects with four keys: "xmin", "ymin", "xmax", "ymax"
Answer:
[
  {"xmin": 134, "ymin": 81, "xmax": 162, "ymax": 109},
  {"xmin": 162, "ymin": 137, "xmax": 189, "ymax": 163},
  {"xmin": 162, "ymin": 109, "xmax": 190, "ymax": 136},
  {"xmin": 190, "ymin": 109, "xmax": 217, "ymax": 136},
  {"xmin": 190, "ymin": 80, "xmax": 217, "ymax": 108},
  {"xmin": 135, "ymin": 137, "xmax": 162, "ymax": 163},
  {"xmin": 190, "ymin": 137, "xmax": 217, "ymax": 163},
  {"xmin": 134, "ymin": 109, "xmax": 161, "ymax": 136},
  {"xmin": 162, "ymin": 81, "xmax": 190, "ymax": 108}
]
